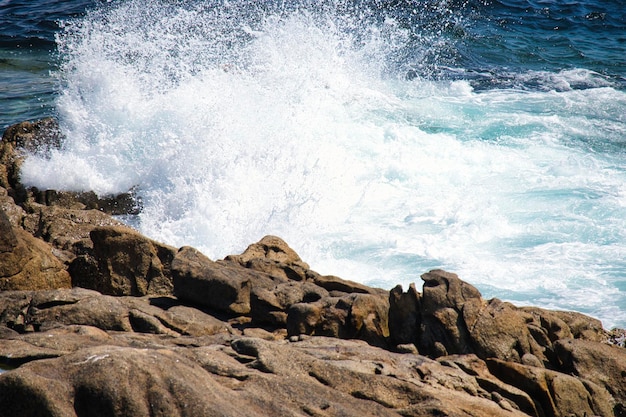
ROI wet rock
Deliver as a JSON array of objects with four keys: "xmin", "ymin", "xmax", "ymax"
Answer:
[
  {"xmin": 28, "ymin": 187, "xmax": 141, "ymax": 215},
  {"xmin": 22, "ymin": 203, "xmax": 124, "ymax": 263},
  {"xmin": 0, "ymin": 118, "xmax": 61, "ymax": 200}
]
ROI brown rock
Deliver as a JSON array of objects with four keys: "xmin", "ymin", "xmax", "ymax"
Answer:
[
  {"xmin": 250, "ymin": 280, "xmax": 329, "ymax": 326},
  {"xmin": 172, "ymin": 246, "xmax": 253, "ymax": 315},
  {"xmin": 487, "ymin": 357, "xmax": 615, "ymax": 417},
  {"xmin": 0, "ymin": 339, "xmax": 65, "ymax": 367},
  {"xmin": 287, "ymin": 292, "xmax": 390, "ymax": 348},
  {"xmin": 225, "ymin": 235, "xmax": 310, "ymax": 281},
  {"xmin": 468, "ymin": 298, "xmax": 545, "ymax": 363},
  {"xmin": 0, "ymin": 290, "xmax": 33, "ymax": 332},
  {"xmin": 313, "ymin": 274, "xmax": 380, "ymax": 295},
  {"xmin": 160, "ymin": 305, "xmax": 233, "ymax": 337},
  {"xmin": 521, "ymin": 307, "xmax": 606, "ymax": 343},
  {"xmin": 440, "ymin": 354, "xmax": 539, "ymax": 416},
  {"xmin": 0, "ymin": 118, "xmax": 61, "ymax": 199},
  {"xmin": 22, "ymin": 203, "xmax": 124, "ymax": 259},
  {"xmin": 0, "ymin": 188, "xmax": 25, "ymax": 227},
  {"xmin": 419, "ymin": 269, "xmax": 482, "ymax": 356},
  {"xmin": 555, "ymin": 338, "xmax": 626, "ymax": 408},
  {"xmin": 29, "ymin": 288, "xmax": 133, "ymax": 332},
  {"xmin": 231, "ymin": 336, "xmax": 532, "ymax": 417},
  {"xmin": 0, "ymin": 207, "xmax": 70, "ymax": 291},
  {"xmin": 286, "ymin": 299, "xmax": 323, "ymax": 336},
  {"xmin": 418, "ymin": 269, "xmax": 575, "ymax": 367},
  {"xmin": 70, "ymin": 226, "xmax": 176, "ymax": 296},
  {"xmin": 0, "ymin": 206, "xmax": 18, "ymax": 251},
  {"xmin": 0, "ymin": 345, "xmax": 249, "ymax": 417},
  {"xmin": 421, "ymin": 269, "xmax": 483, "ymax": 313},
  {"xmin": 388, "ymin": 283, "xmax": 421, "ymax": 348},
  {"xmin": 0, "ymin": 325, "xmax": 114, "ymax": 368}
]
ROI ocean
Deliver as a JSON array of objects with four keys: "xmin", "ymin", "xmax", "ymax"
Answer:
[{"xmin": 1, "ymin": 0, "xmax": 626, "ymax": 328}]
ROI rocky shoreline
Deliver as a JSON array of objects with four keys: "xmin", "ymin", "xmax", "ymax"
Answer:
[{"xmin": 1, "ymin": 118, "xmax": 625, "ymax": 417}]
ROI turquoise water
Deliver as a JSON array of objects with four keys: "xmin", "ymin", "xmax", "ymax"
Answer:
[{"xmin": 2, "ymin": 0, "xmax": 626, "ymax": 328}]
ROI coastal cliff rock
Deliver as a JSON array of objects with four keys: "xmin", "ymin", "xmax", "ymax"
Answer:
[{"xmin": 0, "ymin": 118, "xmax": 625, "ymax": 417}]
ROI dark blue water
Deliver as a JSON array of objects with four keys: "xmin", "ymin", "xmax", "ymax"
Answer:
[
  {"xmin": 0, "ymin": 0, "xmax": 94, "ymax": 128},
  {"xmin": 3, "ymin": 0, "xmax": 626, "ymax": 328},
  {"xmin": 2, "ymin": 0, "xmax": 624, "ymax": 127},
  {"xmin": 2, "ymin": 0, "xmax": 624, "ymax": 130}
]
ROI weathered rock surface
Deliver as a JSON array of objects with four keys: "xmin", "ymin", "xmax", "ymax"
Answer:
[
  {"xmin": 70, "ymin": 226, "xmax": 177, "ymax": 296},
  {"xmin": 0, "ymin": 207, "xmax": 70, "ymax": 291},
  {"xmin": 555, "ymin": 338, "xmax": 626, "ymax": 408},
  {"xmin": 0, "ymin": 118, "xmax": 625, "ymax": 417},
  {"xmin": 172, "ymin": 246, "xmax": 256, "ymax": 315}
]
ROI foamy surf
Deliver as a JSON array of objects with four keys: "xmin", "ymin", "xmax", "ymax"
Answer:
[{"xmin": 20, "ymin": 0, "xmax": 626, "ymax": 328}]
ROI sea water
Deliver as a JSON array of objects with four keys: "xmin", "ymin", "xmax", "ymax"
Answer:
[{"xmin": 2, "ymin": 0, "xmax": 626, "ymax": 328}]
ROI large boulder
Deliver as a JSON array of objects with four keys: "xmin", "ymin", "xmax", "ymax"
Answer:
[
  {"xmin": 487, "ymin": 357, "xmax": 615, "ymax": 417},
  {"xmin": 250, "ymin": 280, "xmax": 329, "ymax": 326},
  {"xmin": 28, "ymin": 288, "xmax": 134, "ymax": 332},
  {"xmin": 172, "ymin": 246, "xmax": 256, "ymax": 315},
  {"xmin": 555, "ymin": 338, "xmax": 626, "ymax": 412},
  {"xmin": 466, "ymin": 298, "xmax": 545, "ymax": 363},
  {"xmin": 69, "ymin": 226, "xmax": 177, "ymax": 296},
  {"xmin": 224, "ymin": 235, "xmax": 311, "ymax": 281},
  {"xmin": 388, "ymin": 283, "xmax": 421, "ymax": 348},
  {"xmin": 312, "ymin": 274, "xmax": 381, "ymax": 295},
  {"xmin": 0, "ymin": 207, "xmax": 70, "ymax": 291},
  {"xmin": 418, "ymin": 269, "xmax": 486, "ymax": 357},
  {"xmin": 287, "ymin": 292, "xmax": 390, "ymax": 348},
  {"xmin": 0, "ymin": 287, "xmax": 234, "ymax": 339}
]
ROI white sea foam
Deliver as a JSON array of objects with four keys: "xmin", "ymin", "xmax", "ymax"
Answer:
[{"xmin": 20, "ymin": 0, "xmax": 626, "ymax": 328}]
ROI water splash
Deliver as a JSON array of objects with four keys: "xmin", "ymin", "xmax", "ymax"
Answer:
[{"xmin": 20, "ymin": 0, "xmax": 626, "ymax": 328}]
